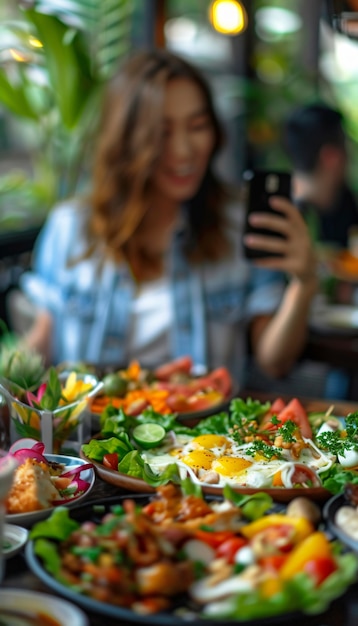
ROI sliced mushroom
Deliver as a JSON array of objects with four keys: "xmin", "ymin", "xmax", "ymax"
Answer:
[
  {"xmin": 189, "ymin": 574, "xmax": 253, "ymax": 604},
  {"xmin": 286, "ymin": 497, "xmax": 321, "ymax": 526}
]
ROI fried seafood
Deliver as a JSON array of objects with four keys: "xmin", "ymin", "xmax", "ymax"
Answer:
[{"xmin": 5, "ymin": 458, "xmax": 61, "ymax": 513}]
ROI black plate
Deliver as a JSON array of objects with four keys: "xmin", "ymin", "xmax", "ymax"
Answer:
[
  {"xmin": 323, "ymin": 493, "xmax": 358, "ymax": 552},
  {"xmin": 25, "ymin": 494, "xmax": 304, "ymax": 626}
]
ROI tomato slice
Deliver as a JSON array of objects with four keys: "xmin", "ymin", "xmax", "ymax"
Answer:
[
  {"xmin": 52, "ymin": 476, "xmax": 72, "ymax": 491},
  {"xmin": 216, "ymin": 536, "xmax": 247, "ymax": 563},
  {"xmin": 277, "ymin": 398, "xmax": 312, "ymax": 439},
  {"xmin": 126, "ymin": 398, "xmax": 150, "ymax": 416},
  {"xmin": 166, "ymin": 394, "xmax": 191, "ymax": 413},
  {"xmin": 154, "ymin": 356, "xmax": 193, "ymax": 381},
  {"xmin": 260, "ymin": 554, "xmax": 289, "ymax": 572},
  {"xmin": 102, "ymin": 453, "xmax": 119, "ymax": 470},
  {"xmin": 206, "ymin": 367, "xmax": 232, "ymax": 397},
  {"xmin": 268, "ymin": 398, "xmax": 286, "ymax": 415},
  {"xmin": 286, "ymin": 463, "xmax": 321, "ymax": 488},
  {"xmin": 303, "ymin": 556, "xmax": 337, "ymax": 586},
  {"xmin": 194, "ymin": 530, "xmax": 235, "ymax": 548},
  {"xmin": 186, "ymin": 391, "xmax": 224, "ymax": 412},
  {"xmin": 259, "ymin": 398, "xmax": 286, "ymax": 431}
]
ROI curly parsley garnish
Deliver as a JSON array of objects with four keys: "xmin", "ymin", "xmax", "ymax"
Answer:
[
  {"xmin": 245, "ymin": 440, "xmax": 284, "ymax": 460},
  {"xmin": 316, "ymin": 412, "xmax": 358, "ymax": 456},
  {"xmin": 277, "ymin": 419, "xmax": 299, "ymax": 443}
]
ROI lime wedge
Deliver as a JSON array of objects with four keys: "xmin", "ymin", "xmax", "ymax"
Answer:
[{"xmin": 132, "ymin": 423, "xmax": 166, "ymax": 449}]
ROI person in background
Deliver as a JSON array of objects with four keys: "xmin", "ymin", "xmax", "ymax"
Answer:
[
  {"xmin": 283, "ymin": 102, "xmax": 358, "ymax": 248},
  {"xmin": 19, "ymin": 48, "xmax": 317, "ymax": 388},
  {"xmin": 283, "ymin": 102, "xmax": 358, "ymax": 399}
]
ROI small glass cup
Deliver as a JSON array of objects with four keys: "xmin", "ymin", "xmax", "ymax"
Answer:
[{"xmin": 1, "ymin": 373, "xmax": 102, "ymax": 454}]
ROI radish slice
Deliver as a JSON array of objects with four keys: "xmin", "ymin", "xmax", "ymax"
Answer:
[
  {"xmin": 12, "ymin": 449, "xmax": 48, "ymax": 464},
  {"xmin": 9, "ymin": 438, "xmax": 40, "ymax": 454},
  {"xmin": 9, "ymin": 441, "xmax": 47, "ymax": 465}
]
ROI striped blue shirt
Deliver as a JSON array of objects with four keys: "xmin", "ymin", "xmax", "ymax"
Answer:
[{"xmin": 21, "ymin": 200, "xmax": 286, "ymax": 385}]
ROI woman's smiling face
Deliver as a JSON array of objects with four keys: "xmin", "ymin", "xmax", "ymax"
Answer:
[{"xmin": 151, "ymin": 77, "xmax": 216, "ymax": 204}]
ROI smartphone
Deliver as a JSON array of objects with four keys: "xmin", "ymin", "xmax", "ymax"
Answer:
[{"xmin": 243, "ymin": 169, "xmax": 291, "ymax": 259}]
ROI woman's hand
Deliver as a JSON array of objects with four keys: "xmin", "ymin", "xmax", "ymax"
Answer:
[
  {"xmin": 243, "ymin": 196, "xmax": 317, "ymax": 286},
  {"xmin": 246, "ymin": 196, "xmax": 319, "ymax": 378}
]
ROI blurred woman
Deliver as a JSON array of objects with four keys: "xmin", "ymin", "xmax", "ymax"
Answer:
[{"xmin": 21, "ymin": 48, "xmax": 317, "ymax": 385}]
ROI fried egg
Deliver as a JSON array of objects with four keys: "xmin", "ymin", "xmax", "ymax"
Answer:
[
  {"xmin": 142, "ymin": 428, "xmax": 333, "ymax": 489},
  {"xmin": 181, "ymin": 449, "xmax": 217, "ymax": 471},
  {"xmin": 212, "ymin": 456, "xmax": 252, "ymax": 477},
  {"xmin": 172, "ymin": 434, "xmax": 230, "ymax": 459}
]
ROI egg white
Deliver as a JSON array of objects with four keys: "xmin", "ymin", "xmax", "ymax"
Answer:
[{"xmin": 141, "ymin": 429, "xmax": 333, "ymax": 488}]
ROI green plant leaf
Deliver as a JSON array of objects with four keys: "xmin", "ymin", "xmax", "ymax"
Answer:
[
  {"xmin": 25, "ymin": 8, "xmax": 95, "ymax": 129},
  {"xmin": 0, "ymin": 68, "xmax": 39, "ymax": 119},
  {"xmin": 40, "ymin": 366, "xmax": 62, "ymax": 409}
]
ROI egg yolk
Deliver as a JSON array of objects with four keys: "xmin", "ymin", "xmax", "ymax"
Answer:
[
  {"xmin": 191, "ymin": 434, "xmax": 228, "ymax": 449},
  {"xmin": 212, "ymin": 456, "xmax": 252, "ymax": 477},
  {"xmin": 182, "ymin": 449, "xmax": 216, "ymax": 470}
]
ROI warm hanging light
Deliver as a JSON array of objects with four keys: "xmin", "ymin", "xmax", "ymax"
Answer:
[
  {"xmin": 209, "ymin": 0, "xmax": 247, "ymax": 36},
  {"xmin": 28, "ymin": 35, "xmax": 43, "ymax": 48}
]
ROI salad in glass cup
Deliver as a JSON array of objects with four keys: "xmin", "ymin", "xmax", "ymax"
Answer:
[{"xmin": 0, "ymin": 368, "xmax": 103, "ymax": 454}]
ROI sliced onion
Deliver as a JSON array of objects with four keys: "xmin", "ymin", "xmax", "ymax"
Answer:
[
  {"xmin": 61, "ymin": 463, "xmax": 93, "ymax": 477},
  {"xmin": 280, "ymin": 462, "xmax": 321, "ymax": 488}
]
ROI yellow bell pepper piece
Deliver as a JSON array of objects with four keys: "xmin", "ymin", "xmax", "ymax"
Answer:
[
  {"xmin": 240, "ymin": 514, "xmax": 314, "ymax": 542},
  {"xmin": 260, "ymin": 576, "xmax": 283, "ymax": 598},
  {"xmin": 280, "ymin": 531, "xmax": 332, "ymax": 580}
]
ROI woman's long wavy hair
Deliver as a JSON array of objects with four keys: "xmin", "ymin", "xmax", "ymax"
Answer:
[{"xmin": 87, "ymin": 48, "xmax": 231, "ymax": 280}]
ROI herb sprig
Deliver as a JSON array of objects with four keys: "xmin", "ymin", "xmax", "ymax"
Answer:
[
  {"xmin": 316, "ymin": 412, "xmax": 358, "ymax": 456},
  {"xmin": 245, "ymin": 440, "xmax": 283, "ymax": 460}
]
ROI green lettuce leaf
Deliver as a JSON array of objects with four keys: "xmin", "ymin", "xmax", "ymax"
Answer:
[
  {"xmin": 223, "ymin": 484, "xmax": 273, "ymax": 520},
  {"xmin": 33, "ymin": 538, "xmax": 62, "ymax": 576},
  {"xmin": 30, "ymin": 507, "xmax": 79, "ymax": 541},
  {"xmin": 82, "ymin": 434, "xmax": 133, "ymax": 461}
]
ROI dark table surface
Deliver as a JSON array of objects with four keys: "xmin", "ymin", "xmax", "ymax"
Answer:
[
  {"xmin": 3, "ymin": 473, "xmax": 358, "ymax": 626},
  {"xmin": 305, "ymin": 328, "xmax": 358, "ymax": 401},
  {"xmin": 306, "ymin": 330, "xmax": 358, "ymax": 369}
]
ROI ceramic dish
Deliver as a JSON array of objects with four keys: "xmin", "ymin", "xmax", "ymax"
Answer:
[
  {"xmin": 25, "ymin": 495, "xmax": 304, "ymax": 626},
  {"xmin": 309, "ymin": 304, "xmax": 358, "ymax": 335},
  {"xmin": 2, "ymin": 523, "xmax": 28, "ymax": 558},
  {"xmin": 175, "ymin": 384, "xmax": 239, "ymax": 425},
  {"xmin": 323, "ymin": 493, "xmax": 358, "ymax": 552},
  {"xmin": 80, "ymin": 451, "xmax": 331, "ymax": 503},
  {"xmin": 0, "ymin": 588, "xmax": 88, "ymax": 626},
  {"xmin": 6, "ymin": 454, "xmax": 95, "ymax": 527}
]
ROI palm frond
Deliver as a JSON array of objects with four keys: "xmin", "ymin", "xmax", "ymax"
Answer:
[{"xmin": 32, "ymin": 0, "xmax": 134, "ymax": 78}]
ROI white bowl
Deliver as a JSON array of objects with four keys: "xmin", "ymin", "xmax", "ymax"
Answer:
[
  {"xmin": 0, "ymin": 588, "xmax": 89, "ymax": 625},
  {"xmin": 3, "ymin": 523, "xmax": 28, "ymax": 558}
]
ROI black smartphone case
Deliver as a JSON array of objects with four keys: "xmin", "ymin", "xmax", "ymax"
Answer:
[{"xmin": 243, "ymin": 170, "xmax": 291, "ymax": 259}]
